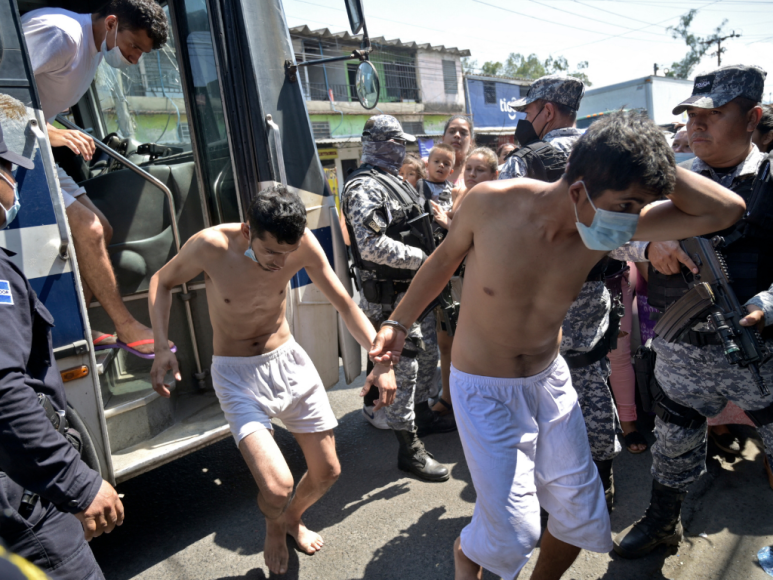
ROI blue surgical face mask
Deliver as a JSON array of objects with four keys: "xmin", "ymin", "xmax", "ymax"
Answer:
[
  {"xmin": 0, "ymin": 171, "xmax": 20, "ymax": 230},
  {"xmin": 573, "ymin": 181, "xmax": 639, "ymax": 251},
  {"xmin": 244, "ymin": 246, "xmax": 258, "ymax": 262},
  {"xmin": 101, "ymin": 21, "xmax": 134, "ymax": 69}
]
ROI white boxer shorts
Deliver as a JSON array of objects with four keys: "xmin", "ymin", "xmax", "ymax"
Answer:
[
  {"xmin": 451, "ymin": 357, "xmax": 612, "ymax": 580},
  {"xmin": 57, "ymin": 165, "xmax": 86, "ymax": 208},
  {"xmin": 211, "ymin": 338, "xmax": 338, "ymax": 445}
]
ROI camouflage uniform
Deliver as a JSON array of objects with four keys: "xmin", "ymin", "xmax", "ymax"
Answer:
[
  {"xmin": 560, "ymin": 282, "xmax": 622, "ymax": 461},
  {"xmin": 651, "ymin": 143, "xmax": 773, "ymax": 491},
  {"xmin": 342, "ymin": 133, "xmax": 439, "ymax": 432},
  {"xmin": 499, "ymin": 127, "xmax": 585, "ymax": 180}
]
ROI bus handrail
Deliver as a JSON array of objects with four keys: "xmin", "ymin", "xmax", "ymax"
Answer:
[
  {"xmin": 54, "ymin": 115, "xmax": 205, "ymax": 382},
  {"xmin": 31, "ymin": 114, "xmax": 70, "ymax": 260}
]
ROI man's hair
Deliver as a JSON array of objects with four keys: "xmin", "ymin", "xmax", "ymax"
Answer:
[
  {"xmin": 734, "ymin": 96, "xmax": 761, "ymax": 116},
  {"xmin": 429, "ymin": 143, "xmax": 456, "ymax": 162},
  {"xmin": 401, "ymin": 153, "xmax": 426, "ymax": 179},
  {"xmin": 247, "ymin": 185, "xmax": 306, "ymax": 245},
  {"xmin": 496, "ymin": 142, "xmax": 516, "ymax": 157},
  {"xmin": 565, "ymin": 109, "xmax": 676, "ymax": 199},
  {"xmin": 534, "ymin": 99, "xmax": 577, "ymax": 124},
  {"xmin": 758, "ymin": 104, "xmax": 773, "ymax": 153},
  {"xmin": 443, "ymin": 115, "xmax": 475, "ymax": 141},
  {"xmin": 97, "ymin": 0, "xmax": 169, "ymax": 49}
]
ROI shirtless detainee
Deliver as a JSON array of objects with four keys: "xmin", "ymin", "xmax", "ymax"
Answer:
[
  {"xmin": 370, "ymin": 111, "xmax": 745, "ymax": 580},
  {"xmin": 148, "ymin": 185, "xmax": 395, "ymax": 575}
]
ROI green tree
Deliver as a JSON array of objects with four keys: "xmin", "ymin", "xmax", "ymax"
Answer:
[
  {"xmin": 666, "ymin": 9, "xmax": 729, "ymax": 78},
  {"xmin": 472, "ymin": 53, "xmax": 592, "ymax": 86},
  {"xmin": 461, "ymin": 57, "xmax": 478, "ymax": 74}
]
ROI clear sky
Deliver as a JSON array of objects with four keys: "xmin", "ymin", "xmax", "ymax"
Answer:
[{"xmin": 281, "ymin": 0, "xmax": 773, "ymax": 101}]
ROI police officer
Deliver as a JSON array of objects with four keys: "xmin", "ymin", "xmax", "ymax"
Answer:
[
  {"xmin": 614, "ymin": 65, "xmax": 773, "ymax": 558},
  {"xmin": 502, "ymin": 75, "xmax": 625, "ymax": 506},
  {"xmin": 342, "ymin": 115, "xmax": 450, "ymax": 482},
  {"xmin": 499, "ymin": 74, "xmax": 586, "ymax": 181},
  {"xmin": 0, "ymin": 100, "xmax": 124, "ymax": 579}
]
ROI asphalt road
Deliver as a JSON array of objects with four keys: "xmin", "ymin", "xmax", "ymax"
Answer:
[{"xmin": 91, "ymin": 363, "xmax": 773, "ymax": 580}]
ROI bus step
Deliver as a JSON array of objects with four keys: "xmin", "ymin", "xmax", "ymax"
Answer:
[
  {"xmin": 104, "ymin": 381, "xmax": 175, "ymax": 454},
  {"xmin": 111, "ymin": 399, "xmax": 228, "ymax": 483},
  {"xmin": 95, "ymin": 349, "xmax": 116, "ymax": 375}
]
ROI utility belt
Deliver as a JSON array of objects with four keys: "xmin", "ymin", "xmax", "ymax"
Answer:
[
  {"xmin": 633, "ymin": 339, "xmax": 773, "ymax": 429},
  {"xmin": 563, "ymin": 283, "xmax": 626, "ymax": 370},
  {"xmin": 18, "ymin": 395, "xmax": 82, "ymax": 517},
  {"xmin": 361, "ymin": 279, "xmax": 413, "ymax": 313}
]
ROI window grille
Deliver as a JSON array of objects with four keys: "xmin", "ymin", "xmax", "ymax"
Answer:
[
  {"xmin": 442, "ymin": 60, "xmax": 458, "ymax": 95},
  {"xmin": 177, "ymin": 122, "xmax": 190, "ymax": 141},
  {"xmin": 402, "ymin": 121, "xmax": 424, "ymax": 135},
  {"xmin": 311, "ymin": 121, "xmax": 331, "ymax": 139}
]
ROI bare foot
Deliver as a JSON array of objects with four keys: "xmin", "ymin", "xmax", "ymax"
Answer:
[
  {"xmin": 286, "ymin": 519, "xmax": 324, "ymax": 554},
  {"xmin": 264, "ymin": 518, "xmax": 289, "ymax": 575},
  {"xmin": 454, "ymin": 536, "xmax": 482, "ymax": 580},
  {"xmin": 621, "ymin": 421, "xmax": 646, "ymax": 453},
  {"xmin": 91, "ymin": 330, "xmax": 116, "ymax": 346},
  {"xmin": 115, "ymin": 320, "xmax": 174, "ymax": 354}
]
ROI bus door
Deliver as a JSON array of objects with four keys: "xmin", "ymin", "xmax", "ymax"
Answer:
[{"xmin": 193, "ymin": 0, "xmax": 372, "ymax": 386}]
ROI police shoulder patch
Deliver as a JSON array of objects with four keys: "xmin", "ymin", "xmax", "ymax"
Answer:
[{"xmin": 0, "ymin": 280, "xmax": 13, "ymax": 305}]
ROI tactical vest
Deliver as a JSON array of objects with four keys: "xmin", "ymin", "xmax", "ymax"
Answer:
[
  {"xmin": 648, "ymin": 154, "xmax": 773, "ymax": 310},
  {"xmin": 513, "ymin": 139, "xmax": 568, "ymax": 183},
  {"xmin": 343, "ymin": 164, "xmax": 428, "ymax": 281}
]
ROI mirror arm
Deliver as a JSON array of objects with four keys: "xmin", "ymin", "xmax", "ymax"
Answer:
[{"xmin": 285, "ymin": 48, "xmax": 372, "ymax": 83}]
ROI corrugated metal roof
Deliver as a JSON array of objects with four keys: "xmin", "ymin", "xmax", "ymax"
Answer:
[
  {"xmin": 465, "ymin": 73, "xmax": 533, "ymax": 86},
  {"xmin": 289, "ymin": 25, "xmax": 471, "ymax": 57}
]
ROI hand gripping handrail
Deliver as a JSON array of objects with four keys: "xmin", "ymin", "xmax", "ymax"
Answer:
[{"xmin": 55, "ymin": 115, "xmax": 204, "ymax": 381}]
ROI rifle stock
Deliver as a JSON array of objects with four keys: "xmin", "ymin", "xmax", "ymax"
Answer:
[{"xmin": 659, "ymin": 236, "xmax": 771, "ymax": 395}]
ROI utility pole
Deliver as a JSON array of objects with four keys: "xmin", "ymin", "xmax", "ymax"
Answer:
[
  {"xmin": 701, "ymin": 31, "xmax": 741, "ymax": 67},
  {"xmin": 653, "ymin": 63, "xmax": 659, "ymax": 76}
]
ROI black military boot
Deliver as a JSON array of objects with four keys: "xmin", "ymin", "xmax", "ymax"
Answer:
[
  {"xmin": 394, "ymin": 429, "xmax": 450, "ymax": 482},
  {"xmin": 594, "ymin": 459, "xmax": 615, "ymax": 511},
  {"xmin": 613, "ymin": 481, "xmax": 686, "ymax": 559},
  {"xmin": 414, "ymin": 400, "xmax": 457, "ymax": 437}
]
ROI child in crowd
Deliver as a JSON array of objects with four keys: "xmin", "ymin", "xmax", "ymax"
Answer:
[
  {"xmin": 421, "ymin": 143, "xmax": 456, "ymax": 203},
  {"xmin": 399, "ymin": 153, "xmax": 425, "ymax": 189},
  {"xmin": 429, "ymin": 147, "xmax": 499, "ymax": 420}
]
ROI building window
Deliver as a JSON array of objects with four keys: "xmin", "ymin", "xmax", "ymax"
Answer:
[
  {"xmin": 311, "ymin": 121, "xmax": 331, "ymax": 139},
  {"xmin": 177, "ymin": 122, "xmax": 190, "ymax": 141},
  {"xmin": 383, "ymin": 62, "xmax": 420, "ymax": 102},
  {"xmin": 442, "ymin": 60, "xmax": 458, "ymax": 95},
  {"xmin": 402, "ymin": 121, "xmax": 424, "ymax": 135},
  {"xmin": 483, "ymin": 81, "xmax": 497, "ymax": 104}
]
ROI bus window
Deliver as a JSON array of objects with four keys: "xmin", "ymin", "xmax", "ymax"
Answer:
[
  {"xmin": 172, "ymin": 0, "xmax": 240, "ymax": 225},
  {"xmin": 92, "ymin": 7, "xmax": 191, "ymax": 156}
]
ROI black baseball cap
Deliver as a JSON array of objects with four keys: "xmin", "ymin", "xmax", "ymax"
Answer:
[{"xmin": 0, "ymin": 123, "xmax": 34, "ymax": 170}]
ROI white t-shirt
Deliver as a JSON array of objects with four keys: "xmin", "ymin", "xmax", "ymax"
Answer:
[{"xmin": 22, "ymin": 8, "xmax": 103, "ymax": 122}]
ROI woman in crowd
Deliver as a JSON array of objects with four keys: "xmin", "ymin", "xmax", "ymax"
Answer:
[
  {"xmin": 441, "ymin": 115, "xmax": 474, "ymax": 188},
  {"xmin": 496, "ymin": 142, "xmax": 517, "ymax": 167},
  {"xmin": 429, "ymin": 147, "xmax": 498, "ymax": 419}
]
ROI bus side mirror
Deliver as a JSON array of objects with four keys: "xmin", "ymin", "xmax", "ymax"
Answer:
[
  {"xmin": 355, "ymin": 60, "xmax": 379, "ymax": 110},
  {"xmin": 345, "ymin": 0, "xmax": 365, "ymax": 35}
]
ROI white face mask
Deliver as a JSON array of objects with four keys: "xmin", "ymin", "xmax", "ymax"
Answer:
[{"xmin": 101, "ymin": 20, "xmax": 134, "ymax": 69}]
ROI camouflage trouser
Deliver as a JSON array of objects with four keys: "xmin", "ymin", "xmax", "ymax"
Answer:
[
  {"xmin": 652, "ymin": 336, "xmax": 773, "ymax": 491},
  {"xmin": 362, "ymin": 294, "xmax": 439, "ymax": 432},
  {"xmin": 569, "ymin": 357, "xmax": 622, "ymax": 462}
]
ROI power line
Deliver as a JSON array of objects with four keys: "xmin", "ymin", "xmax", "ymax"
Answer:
[
  {"xmin": 570, "ymin": 0, "xmax": 669, "ymax": 28},
  {"xmin": 555, "ymin": 0, "xmax": 723, "ymax": 51},
  {"xmin": 521, "ymin": 0, "xmax": 668, "ymax": 36}
]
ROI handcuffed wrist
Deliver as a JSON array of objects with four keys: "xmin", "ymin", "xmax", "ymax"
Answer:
[{"xmin": 381, "ymin": 319, "xmax": 409, "ymax": 335}]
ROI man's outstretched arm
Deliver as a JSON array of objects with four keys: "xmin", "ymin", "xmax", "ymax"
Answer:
[
  {"xmin": 301, "ymin": 230, "xmax": 397, "ymax": 409},
  {"xmin": 632, "ymin": 166, "xmax": 745, "ymax": 243}
]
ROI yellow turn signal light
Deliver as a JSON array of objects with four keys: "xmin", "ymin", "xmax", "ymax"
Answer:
[{"xmin": 61, "ymin": 365, "xmax": 89, "ymax": 383}]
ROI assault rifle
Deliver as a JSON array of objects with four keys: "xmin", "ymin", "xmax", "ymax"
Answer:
[
  {"xmin": 653, "ymin": 236, "xmax": 771, "ymax": 395},
  {"xmin": 407, "ymin": 211, "xmax": 460, "ymax": 336}
]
